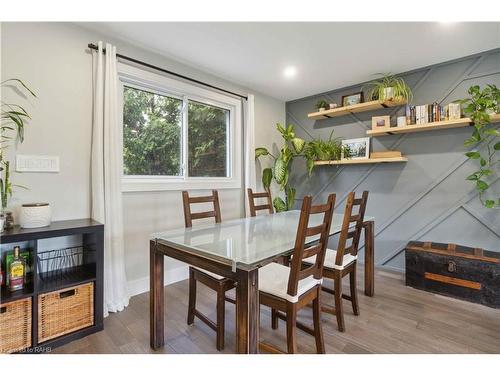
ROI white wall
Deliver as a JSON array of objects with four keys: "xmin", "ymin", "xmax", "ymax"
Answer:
[{"xmin": 0, "ymin": 22, "xmax": 285, "ymax": 295}]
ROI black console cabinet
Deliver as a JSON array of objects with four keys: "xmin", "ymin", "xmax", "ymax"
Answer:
[{"xmin": 0, "ymin": 219, "xmax": 104, "ymax": 352}]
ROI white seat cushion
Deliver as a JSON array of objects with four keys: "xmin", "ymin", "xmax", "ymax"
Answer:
[
  {"xmin": 192, "ymin": 266, "xmax": 225, "ymax": 280},
  {"xmin": 303, "ymin": 248, "xmax": 357, "ymax": 270},
  {"xmin": 258, "ymin": 262, "xmax": 322, "ymax": 303}
]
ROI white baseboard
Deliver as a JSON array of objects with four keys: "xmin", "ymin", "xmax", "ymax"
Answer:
[{"xmin": 127, "ymin": 265, "xmax": 189, "ymax": 297}]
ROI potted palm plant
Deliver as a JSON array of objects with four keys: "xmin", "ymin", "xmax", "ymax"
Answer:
[{"xmin": 365, "ymin": 73, "xmax": 413, "ymax": 103}]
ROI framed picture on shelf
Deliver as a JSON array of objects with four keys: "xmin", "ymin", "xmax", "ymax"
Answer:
[
  {"xmin": 371, "ymin": 115, "xmax": 391, "ymax": 130},
  {"xmin": 342, "ymin": 137, "xmax": 370, "ymax": 160},
  {"xmin": 341, "ymin": 92, "xmax": 364, "ymax": 107}
]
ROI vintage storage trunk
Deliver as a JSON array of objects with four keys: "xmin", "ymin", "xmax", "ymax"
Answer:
[{"xmin": 405, "ymin": 241, "xmax": 500, "ymax": 308}]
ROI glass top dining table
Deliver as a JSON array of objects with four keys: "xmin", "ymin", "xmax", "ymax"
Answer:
[
  {"xmin": 153, "ymin": 210, "xmax": 374, "ymax": 271},
  {"xmin": 150, "ymin": 209, "xmax": 375, "ymax": 353}
]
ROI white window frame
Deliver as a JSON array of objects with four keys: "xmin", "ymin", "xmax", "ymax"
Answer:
[{"xmin": 118, "ymin": 63, "xmax": 242, "ymax": 192}]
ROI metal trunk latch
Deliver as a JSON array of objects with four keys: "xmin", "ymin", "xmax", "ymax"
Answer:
[{"xmin": 448, "ymin": 260, "xmax": 457, "ymax": 273}]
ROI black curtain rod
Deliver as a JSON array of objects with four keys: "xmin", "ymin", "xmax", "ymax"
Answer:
[{"xmin": 87, "ymin": 43, "xmax": 248, "ymax": 100}]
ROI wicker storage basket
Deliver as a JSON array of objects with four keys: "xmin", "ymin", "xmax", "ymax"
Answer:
[
  {"xmin": 0, "ymin": 297, "xmax": 32, "ymax": 353},
  {"xmin": 38, "ymin": 282, "xmax": 94, "ymax": 343}
]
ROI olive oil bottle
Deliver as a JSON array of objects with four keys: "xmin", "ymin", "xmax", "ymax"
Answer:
[{"xmin": 9, "ymin": 246, "xmax": 25, "ymax": 291}]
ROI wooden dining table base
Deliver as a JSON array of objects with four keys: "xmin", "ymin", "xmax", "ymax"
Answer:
[{"xmin": 150, "ymin": 219, "xmax": 375, "ymax": 353}]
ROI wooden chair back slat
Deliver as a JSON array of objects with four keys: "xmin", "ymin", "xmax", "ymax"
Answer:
[
  {"xmin": 188, "ymin": 195, "xmax": 216, "ymax": 204},
  {"xmin": 251, "ymin": 192, "xmax": 270, "ymax": 198},
  {"xmin": 191, "ymin": 211, "xmax": 217, "ymax": 221},
  {"xmin": 247, "ymin": 188, "xmax": 273, "ymax": 217},
  {"xmin": 334, "ymin": 191, "xmax": 369, "ymax": 266},
  {"xmin": 287, "ymin": 194, "xmax": 336, "ymax": 297},
  {"xmin": 346, "ymin": 231, "xmax": 356, "ymax": 239},
  {"xmin": 182, "ymin": 190, "xmax": 221, "ymax": 228},
  {"xmin": 310, "ymin": 203, "xmax": 333, "ymax": 214},
  {"xmin": 301, "ymin": 244, "xmax": 323, "ymax": 259},
  {"xmin": 305, "ymin": 223, "xmax": 326, "ymax": 237}
]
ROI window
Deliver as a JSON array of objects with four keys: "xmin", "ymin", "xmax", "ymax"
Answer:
[
  {"xmin": 123, "ymin": 86, "xmax": 182, "ymax": 176},
  {"xmin": 119, "ymin": 63, "xmax": 242, "ymax": 192},
  {"xmin": 188, "ymin": 101, "xmax": 229, "ymax": 177}
]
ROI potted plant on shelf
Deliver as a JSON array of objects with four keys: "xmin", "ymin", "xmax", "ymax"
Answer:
[
  {"xmin": 255, "ymin": 123, "xmax": 316, "ymax": 212},
  {"xmin": 304, "ymin": 130, "xmax": 351, "ymax": 162},
  {"xmin": 460, "ymin": 84, "xmax": 500, "ymax": 209},
  {"xmin": 0, "ymin": 79, "xmax": 36, "ymax": 231},
  {"xmin": 365, "ymin": 73, "xmax": 413, "ymax": 103},
  {"xmin": 315, "ymin": 99, "xmax": 329, "ymax": 112}
]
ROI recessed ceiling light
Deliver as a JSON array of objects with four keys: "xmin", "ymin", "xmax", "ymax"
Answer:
[{"xmin": 283, "ymin": 66, "xmax": 297, "ymax": 78}]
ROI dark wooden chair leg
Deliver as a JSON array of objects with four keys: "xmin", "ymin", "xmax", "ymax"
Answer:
[
  {"xmin": 187, "ymin": 267, "xmax": 196, "ymax": 325},
  {"xmin": 350, "ymin": 267, "xmax": 360, "ymax": 316},
  {"xmin": 312, "ymin": 290, "xmax": 325, "ymax": 354},
  {"xmin": 271, "ymin": 308, "xmax": 278, "ymax": 329},
  {"xmin": 334, "ymin": 272, "xmax": 345, "ymax": 332},
  {"xmin": 216, "ymin": 286, "xmax": 225, "ymax": 351},
  {"xmin": 286, "ymin": 304, "xmax": 298, "ymax": 354}
]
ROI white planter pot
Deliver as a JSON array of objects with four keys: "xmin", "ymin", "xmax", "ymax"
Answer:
[
  {"xmin": 19, "ymin": 203, "xmax": 52, "ymax": 228},
  {"xmin": 383, "ymin": 87, "xmax": 395, "ymax": 100}
]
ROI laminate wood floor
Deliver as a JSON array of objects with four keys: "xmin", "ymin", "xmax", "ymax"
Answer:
[{"xmin": 52, "ymin": 269, "xmax": 500, "ymax": 354}]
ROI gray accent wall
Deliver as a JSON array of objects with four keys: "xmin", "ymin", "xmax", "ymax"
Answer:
[{"xmin": 286, "ymin": 49, "xmax": 500, "ymax": 273}]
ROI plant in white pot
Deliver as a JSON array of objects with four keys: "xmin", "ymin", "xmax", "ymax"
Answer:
[
  {"xmin": 0, "ymin": 79, "xmax": 36, "ymax": 231},
  {"xmin": 365, "ymin": 73, "xmax": 413, "ymax": 103},
  {"xmin": 315, "ymin": 99, "xmax": 329, "ymax": 112}
]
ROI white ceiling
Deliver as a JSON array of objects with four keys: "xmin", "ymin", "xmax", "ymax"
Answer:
[{"xmin": 80, "ymin": 22, "xmax": 500, "ymax": 101}]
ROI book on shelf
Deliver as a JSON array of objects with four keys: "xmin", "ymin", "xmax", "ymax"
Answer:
[{"xmin": 405, "ymin": 102, "xmax": 461, "ymax": 126}]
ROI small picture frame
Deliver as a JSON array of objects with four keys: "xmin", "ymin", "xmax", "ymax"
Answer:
[
  {"xmin": 371, "ymin": 115, "xmax": 391, "ymax": 130},
  {"xmin": 341, "ymin": 92, "xmax": 364, "ymax": 107},
  {"xmin": 342, "ymin": 137, "xmax": 370, "ymax": 160}
]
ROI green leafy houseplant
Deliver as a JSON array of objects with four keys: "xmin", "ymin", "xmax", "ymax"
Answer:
[
  {"xmin": 255, "ymin": 123, "xmax": 315, "ymax": 212},
  {"xmin": 460, "ymin": 84, "xmax": 500, "ymax": 209},
  {"xmin": 304, "ymin": 130, "xmax": 351, "ymax": 165},
  {"xmin": 365, "ymin": 73, "xmax": 413, "ymax": 103},
  {"xmin": 1, "ymin": 79, "xmax": 36, "ymax": 214},
  {"xmin": 315, "ymin": 99, "xmax": 329, "ymax": 111}
]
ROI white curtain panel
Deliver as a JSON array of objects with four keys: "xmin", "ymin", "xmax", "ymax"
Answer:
[
  {"xmin": 243, "ymin": 94, "xmax": 257, "ymax": 216},
  {"xmin": 91, "ymin": 42, "xmax": 129, "ymax": 316}
]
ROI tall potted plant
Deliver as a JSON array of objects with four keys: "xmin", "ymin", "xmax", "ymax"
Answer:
[
  {"xmin": 460, "ymin": 84, "xmax": 500, "ymax": 209},
  {"xmin": 255, "ymin": 123, "xmax": 315, "ymax": 212},
  {"xmin": 1, "ymin": 79, "xmax": 36, "ymax": 230}
]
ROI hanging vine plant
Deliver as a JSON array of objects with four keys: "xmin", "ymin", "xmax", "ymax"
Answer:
[{"xmin": 460, "ymin": 84, "xmax": 500, "ymax": 209}]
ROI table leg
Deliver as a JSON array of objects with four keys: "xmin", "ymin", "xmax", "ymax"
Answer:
[
  {"xmin": 235, "ymin": 268, "xmax": 259, "ymax": 354},
  {"xmin": 150, "ymin": 240, "xmax": 165, "ymax": 349},
  {"xmin": 363, "ymin": 220, "xmax": 375, "ymax": 297}
]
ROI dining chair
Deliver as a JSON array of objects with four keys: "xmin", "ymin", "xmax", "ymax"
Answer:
[
  {"xmin": 182, "ymin": 190, "xmax": 236, "ymax": 351},
  {"xmin": 258, "ymin": 193, "xmax": 336, "ymax": 354},
  {"xmin": 302, "ymin": 191, "xmax": 369, "ymax": 332},
  {"xmin": 247, "ymin": 188, "xmax": 273, "ymax": 216}
]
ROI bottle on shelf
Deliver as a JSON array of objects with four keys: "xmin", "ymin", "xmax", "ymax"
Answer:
[{"xmin": 9, "ymin": 246, "xmax": 25, "ymax": 291}]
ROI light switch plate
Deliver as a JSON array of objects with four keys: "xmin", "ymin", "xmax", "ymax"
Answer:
[{"xmin": 16, "ymin": 154, "xmax": 60, "ymax": 173}]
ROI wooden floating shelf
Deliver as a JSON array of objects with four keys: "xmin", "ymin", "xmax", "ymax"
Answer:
[
  {"xmin": 308, "ymin": 99, "xmax": 407, "ymax": 120},
  {"xmin": 314, "ymin": 157, "xmax": 408, "ymax": 166},
  {"xmin": 367, "ymin": 113, "xmax": 500, "ymax": 137}
]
